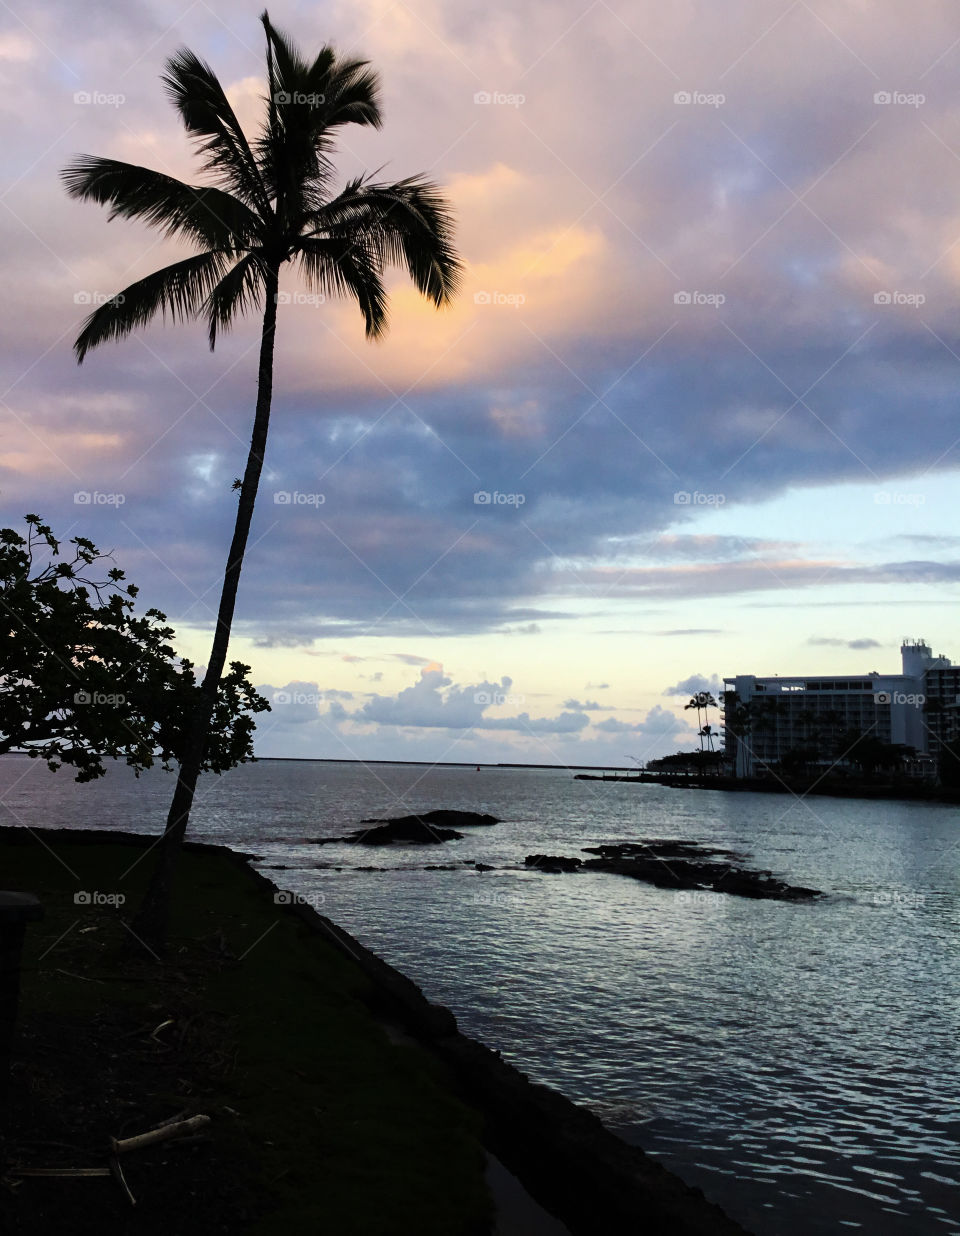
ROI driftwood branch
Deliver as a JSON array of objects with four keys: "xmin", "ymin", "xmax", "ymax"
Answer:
[{"xmin": 110, "ymin": 1114, "xmax": 210, "ymax": 1155}]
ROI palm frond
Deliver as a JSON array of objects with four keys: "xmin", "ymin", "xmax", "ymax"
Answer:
[
  {"xmin": 296, "ymin": 236, "xmax": 388, "ymax": 338},
  {"xmin": 60, "ymin": 157, "xmax": 262, "ymax": 251},
  {"xmin": 257, "ymin": 11, "xmax": 382, "ymax": 215},
  {"xmin": 162, "ymin": 48, "xmax": 270, "ymax": 216},
  {"xmin": 304, "ymin": 175, "xmax": 462, "ymax": 306},
  {"xmin": 204, "ymin": 253, "xmax": 266, "ymax": 349},
  {"xmin": 74, "ymin": 250, "xmax": 232, "ymax": 362},
  {"xmin": 313, "ymin": 58, "xmax": 382, "ymax": 133},
  {"xmin": 261, "ymin": 11, "xmax": 311, "ymax": 90}
]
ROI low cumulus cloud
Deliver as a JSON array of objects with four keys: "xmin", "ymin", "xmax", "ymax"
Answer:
[
  {"xmin": 261, "ymin": 667, "xmax": 592, "ymax": 738},
  {"xmin": 662, "ymin": 673, "xmax": 723, "ymax": 697},
  {"xmin": 594, "ymin": 706, "xmax": 690, "ymax": 737}
]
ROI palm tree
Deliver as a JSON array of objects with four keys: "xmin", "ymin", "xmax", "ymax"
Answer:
[
  {"xmin": 684, "ymin": 693, "xmax": 705, "ymax": 749},
  {"xmin": 700, "ymin": 692, "xmax": 718, "ymax": 740},
  {"xmin": 61, "ymin": 12, "xmax": 461, "ymax": 947}
]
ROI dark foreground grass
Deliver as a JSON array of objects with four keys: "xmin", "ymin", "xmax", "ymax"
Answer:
[{"xmin": 0, "ymin": 833, "xmax": 492, "ymax": 1235}]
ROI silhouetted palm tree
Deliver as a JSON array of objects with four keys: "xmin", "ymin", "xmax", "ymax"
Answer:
[
  {"xmin": 701, "ymin": 692, "xmax": 718, "ymax": 742},
  {"xmin": 62, "ymin": 11, "xmax": 461, "ymax": 946},
  {"xmin": 685, "ymin": 694, "xmax": 704, "ymax": 749}
]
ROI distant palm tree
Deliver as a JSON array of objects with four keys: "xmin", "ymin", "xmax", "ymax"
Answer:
[
  {"xmin": 62, "ymin": 11, "xmax": 461, "ymax": 946},
  {"xmin": 701, "ymin": 692, "xmax": 718, "ymax": 740},
  {"xmin": 685, "ymin": 694, "xmax": 704, "ymax": 749}
]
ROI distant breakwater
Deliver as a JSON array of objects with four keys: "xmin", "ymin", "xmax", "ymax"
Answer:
[{"xmin": 574, "ymin": 771, "xmax": 960, "ymax": 804}]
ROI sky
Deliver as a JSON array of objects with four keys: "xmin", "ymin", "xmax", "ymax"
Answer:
[{"xmin": 2, "ymin": 0, "xmax": 960, "ymax": 765}]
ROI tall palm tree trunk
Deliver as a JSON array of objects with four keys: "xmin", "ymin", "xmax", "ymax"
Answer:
[{"xmin": 131, "ymin": 267, "xmax": 279, "ymax": 950}]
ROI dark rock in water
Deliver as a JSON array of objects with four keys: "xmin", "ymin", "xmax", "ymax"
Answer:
[
  {"xmin": 583, "ymin": 839, "xmax": 746, "ymax": 863},
  {"xmin": 528, "ymin": 839, "xmax": 821, "ymax": 900},
  {"xmin": 525, "ymin": 854, "xmax": 583, "ymax": 873},
  {"xmin": 310, "ymin": 816, "xmax": 464, "ymax": 846},
  {"xmin": 424, "ymin": 864, "xmax": 462, "ymax": 871},
  {"xmin": 474, "ymin": 862, "xmax": 495, "ymax": 872},
  {"xmin": 307, "ymin": 808, "xmax": 498, "ymax": 845},
  {"xmin": 359, "ymin": 809, "xmax": 500, "ymax": 828}
]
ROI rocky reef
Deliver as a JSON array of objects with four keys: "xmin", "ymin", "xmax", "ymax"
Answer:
[{"xmin": 526, "ymin": 838, "xmax": 821, "ymax": 901}]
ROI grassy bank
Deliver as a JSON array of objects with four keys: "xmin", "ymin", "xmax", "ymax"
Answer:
[{"xmin": 0, "ymin": 830, "xmax": 491, "ymax": 1235}]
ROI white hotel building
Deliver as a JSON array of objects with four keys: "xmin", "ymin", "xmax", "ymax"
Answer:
[{"xmin": 722, "ymin": 640, "xmax": 959, "ymax": 777}]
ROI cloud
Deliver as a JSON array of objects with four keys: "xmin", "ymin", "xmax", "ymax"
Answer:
[
  {"xmin": 563, "ymin": 699, "xmax": 606, "ymax": 711},
  {"xmin": 655, "ymin": 628, "xmax": 724, "ymax": 636},
  {"xmin": 808, "ymin": 637, "xmax": 882, "ymax": 650},
  {"xmin": 593, "ymin": 706, "xmax": 691, "ymax": 738},
  {"xmin": 261, "ymin": 667, "xmax": 592, "ymax": 740},
  {"xmin": 356, "ymin": 668, "xmax": 590, "ymax": 734},
  {"xmin": 255, "ymin": 668, "xmax": 700, "ymax": 762},
  {"xmin": 6, "ymin": 0, "xmax": 960, "ymax": 705},
  {"xmin": 663, "ymin": 674, "xmax": 723, "ymax": 698}
]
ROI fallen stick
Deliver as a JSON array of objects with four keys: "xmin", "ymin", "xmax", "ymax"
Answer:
[
  {"xmin": 108, "ymin": 1153, "xmax": 137, "ymax": 1206},
  {"xmin": 110, "ymin": 1114, "xmax": 210, "ymax": 1155},
  {"xmin": 52, "ymin": 969, "xmax": 104, "ymax": 983},
  {"xmin": 13, "ymin": 1167, "xmax": 111, "ymax": 1177}
]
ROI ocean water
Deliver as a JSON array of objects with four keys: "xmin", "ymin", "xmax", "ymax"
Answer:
[{"xmin": 1, "ymin": 754, "xmax": 958, "ymax": 1235}]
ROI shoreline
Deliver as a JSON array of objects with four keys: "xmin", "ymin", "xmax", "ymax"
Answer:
[
  {"xmin": 575, "ymin": 771, "xmax": 960, "ymax": 805},
  {"xmin": 241, "ymin": 863, "xmax": 749, "ymax": 1235},
  {"xmin": 2, "ymin": 825, "xmax": 750, "ymax": 1235}
]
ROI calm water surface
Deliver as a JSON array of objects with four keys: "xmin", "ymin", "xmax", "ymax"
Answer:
[{"xmin": 1, "ymin": 755, "xmax": 958, "ymax": 1235}]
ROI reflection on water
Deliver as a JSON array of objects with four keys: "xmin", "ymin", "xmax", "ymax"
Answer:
[{"xmin": 2, "ymin": 755, "xmax": 958, "ymax": 1235}]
